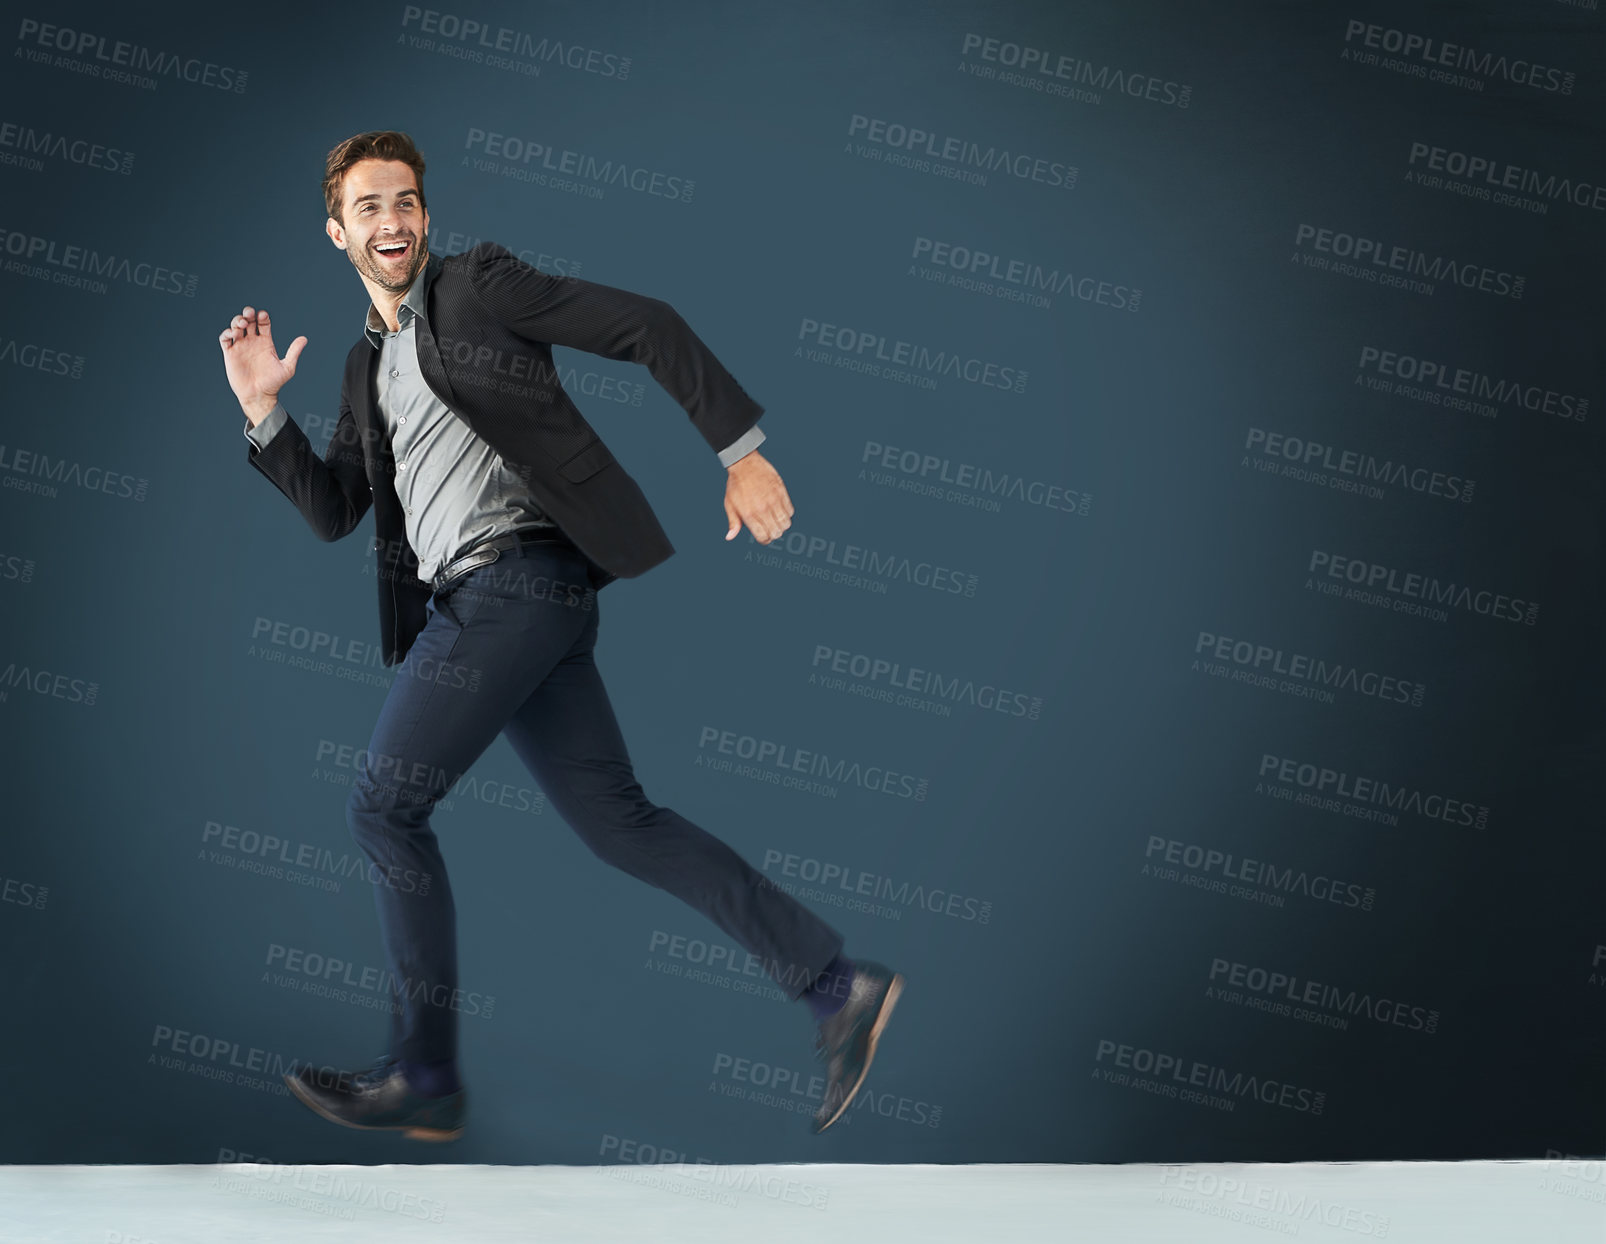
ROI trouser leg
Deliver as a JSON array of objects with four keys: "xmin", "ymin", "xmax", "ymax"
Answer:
[
  {"xmin": 344, "ymin": 548, "xmax": 595, "ymax": 1064},
  {"xmin": 500, "ymin": 595, "xmax": 844, "ymax": 1000}
]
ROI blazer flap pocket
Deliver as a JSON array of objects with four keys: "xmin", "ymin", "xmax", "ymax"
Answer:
[{"xmin": 557, "ymin": 439, "xmax": 616, "ymax": 482}]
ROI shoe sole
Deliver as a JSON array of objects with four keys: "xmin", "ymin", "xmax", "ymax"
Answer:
[
  {"xmin": 282, "ymin": 1074, "xmax": 464, "ymax": 1142},
  {"xmin": 813, "ymin": 972, "xmax": 904, "ymax": 1134}
]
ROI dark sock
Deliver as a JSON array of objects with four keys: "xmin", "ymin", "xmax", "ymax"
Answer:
[
  {"xmin": 401, "ymin": 1058, "xmax": 462, "ymax": 1098},
  {"xmin": 803, "ymin": 953, "xmax": 855, "ymax": 1022}
]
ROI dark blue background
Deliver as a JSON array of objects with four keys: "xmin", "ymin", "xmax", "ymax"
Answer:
[{"xmin": 0, "ymin": 0, "xmax": 1600, "ymax": 1164}]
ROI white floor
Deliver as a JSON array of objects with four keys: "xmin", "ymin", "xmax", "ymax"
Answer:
[{"xmin": 0, "ymin": 1160, "xmax": 1600, "ymax": 1242}]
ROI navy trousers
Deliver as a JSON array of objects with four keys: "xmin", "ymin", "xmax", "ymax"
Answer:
[{"xmin": 344, "ymin": 538, "xmax": 844, "ymax": 1067}]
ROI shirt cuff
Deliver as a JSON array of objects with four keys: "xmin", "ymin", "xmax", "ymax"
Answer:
[
  {"xmin": 718, "ymin": 424, "xmax": 765, "ymax": 469},
  {"xmin": 244, "ymin": 401, "xmax": 290, "ymax": 449}
]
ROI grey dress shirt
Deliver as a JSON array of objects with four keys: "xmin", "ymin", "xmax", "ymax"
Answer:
[{"xmin": 244, "ymin": 263, "xmax": 766, "ymax": 581}]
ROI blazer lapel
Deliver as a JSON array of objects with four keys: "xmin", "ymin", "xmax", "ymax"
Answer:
[
  {"xmin": 413, "ymin": 251, "xmax": 460, "ymax": 411},
  {"xmin": 353, "ymin": 343, "xmax": 388, "ymax": 486}
]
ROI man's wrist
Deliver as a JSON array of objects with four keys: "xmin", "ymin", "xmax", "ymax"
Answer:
[
  {"xmin": 719, "ymin": 424, "xmax": 766, "ymax": 469},
  {"xmin": 242, "ymin": 394, "xmax": 279, "ymax": 426}
]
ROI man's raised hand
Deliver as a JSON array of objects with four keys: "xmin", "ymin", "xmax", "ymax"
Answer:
[{"xmin": 219, "ymin": 305, "xmax": 307, "ymax": 424}]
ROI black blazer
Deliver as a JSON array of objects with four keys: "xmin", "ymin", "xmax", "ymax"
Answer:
[{"xmin": 246, "ymin": 242, "xmax": 764, "ymax": 666}]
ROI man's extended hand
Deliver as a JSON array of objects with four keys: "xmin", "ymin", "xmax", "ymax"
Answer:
[
  {"xmin": 723, "ymin": 450, "xmax": 794, "ymax": 544},
  {"xmin": 219, "ymin": 305, "xmax": 307, "ymax": 425}
]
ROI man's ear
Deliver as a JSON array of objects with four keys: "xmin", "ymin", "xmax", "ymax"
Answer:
[{"xmin": 326, "ymin": 217, "xmax": 347, "ymax": 250}]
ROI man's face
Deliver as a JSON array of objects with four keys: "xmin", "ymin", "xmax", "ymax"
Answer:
[{"xmin": 326, "ymin": 158, "xmax": 430, "ymax": 292}]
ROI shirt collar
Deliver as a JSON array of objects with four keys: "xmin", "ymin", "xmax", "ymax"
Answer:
[{"xmin": 362, "ymin": 262, "xmax": 430, "ymax": 350}]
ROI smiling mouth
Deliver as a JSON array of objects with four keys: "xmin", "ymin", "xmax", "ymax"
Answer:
[{"xmin": 374, "ymin": 239, "xmax": 411, "ymax": 260}]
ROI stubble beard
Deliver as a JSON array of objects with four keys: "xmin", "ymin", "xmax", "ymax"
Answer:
[{"xmin": 351, "ymin": 231, "xmax": 427, "ymax": 292}]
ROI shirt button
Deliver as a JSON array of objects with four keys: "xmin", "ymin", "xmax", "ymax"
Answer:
[
  {"xmin": 398, "ymin": 416, "xmax": 407, "ymax": 425},
  {"xmin": 390, "ymin": 370, "xmax": 399, "ymax": 378},
  {"xmin": 398, "ymin": 462, "xmax": 407, "ymax": 471}
]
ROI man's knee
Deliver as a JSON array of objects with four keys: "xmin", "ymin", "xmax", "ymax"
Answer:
[
  {"xmin": 345, "ymin": 773, "xmax": 383, "ymax": 820},
  {"xmin": 346, "ymin": 787, "xmax": 440, "ymax": 863},
  {"xmin": 345, "ymin": 772, "xmax": 414, "ymax": 826},
  {"xmin": 582, "ymin": 785, "xmax": 662, "ymax": 831}
]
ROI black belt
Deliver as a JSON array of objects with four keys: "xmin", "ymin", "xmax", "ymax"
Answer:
[{"xmin": 430, "ymin": 527, "xmax": 572, "ymax": 593}]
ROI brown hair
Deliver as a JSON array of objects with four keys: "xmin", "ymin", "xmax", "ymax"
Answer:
[{"xmin": 322, "ymin": 130, "xmax": 427, "ymax": 225}]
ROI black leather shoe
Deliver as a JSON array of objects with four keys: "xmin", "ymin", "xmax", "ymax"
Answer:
[
  {"xmin": 284, "ymin": 1055, "xmax": 466, "ymax": 1141},
  {"xmin": 811, "ymin": 960, "xmax": 904, "ymax": 1134}
]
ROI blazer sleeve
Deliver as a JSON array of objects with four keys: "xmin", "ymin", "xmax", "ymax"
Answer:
[
  {"xmin": 244, "ymin": 383, "xmax": 374, "ymax": 542},
  {"xmin": 464, "ymin": 241, "xmax": 764, "ymax": 456}
]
